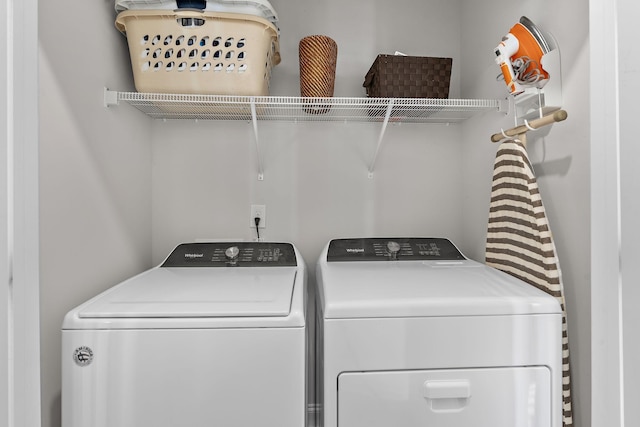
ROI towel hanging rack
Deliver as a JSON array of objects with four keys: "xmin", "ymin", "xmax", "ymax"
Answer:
[{"xmin": 490, "ymin": 109, "xmax": 568, "ymax": 143}]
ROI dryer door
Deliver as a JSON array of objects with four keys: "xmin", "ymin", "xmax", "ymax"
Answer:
[{"xmin": 338, "ymin": 367, "xmax": 552, "ymax": 427}]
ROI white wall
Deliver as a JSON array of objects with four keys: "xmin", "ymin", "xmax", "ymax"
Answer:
[
  {"xmin": 150, "ymin": 0, "xmax": 465, "ymax": 266},
  {"xmin": 460, "ymin": 2, "xmax": 592, "ymax": 427},
  {"xmin": 38, "ymin": 2, "xmax": 153, "ymax": 427},
  {"xmin": 36, "ymin": 1, "xmax": 593, "ymax": 427}
]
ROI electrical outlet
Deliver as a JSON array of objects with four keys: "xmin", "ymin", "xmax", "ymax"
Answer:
[{"xmin": 250, "ymin": 204, "xmax": 266, "ymax": 229}]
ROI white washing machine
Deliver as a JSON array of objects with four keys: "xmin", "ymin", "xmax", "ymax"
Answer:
[
  {"xmin": 62, "ymin": 242, "xmax": 307, "ymax": 427},
  {"xmin": 315, "ymin": 237, "xmax": 563, "ymax": 427}
]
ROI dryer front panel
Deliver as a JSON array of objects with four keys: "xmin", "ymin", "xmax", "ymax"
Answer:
[{"xmin": 338, "ymin": 367, "xmax": 552, "ymax": 427}]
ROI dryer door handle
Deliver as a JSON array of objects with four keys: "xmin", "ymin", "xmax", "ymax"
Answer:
[
  {"xmin": 423, "ymin": 380, "xmax": 471, "ymax": 413},
  {"xmin": 423, "ymin": 380, "xmax": 471, "ymax": 400}
]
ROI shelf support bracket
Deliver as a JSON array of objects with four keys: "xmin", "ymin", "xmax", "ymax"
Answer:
[
  {"xmin": 368, "ymin": 99, "xmax": 394, "ymax": 178},
  {"xmin": 250, "ymin": 97, "xmax": 264, "ymax": 181},
  {"xmin": 104, "ymin": 88, "xmax": 119, "ymax": 108}
]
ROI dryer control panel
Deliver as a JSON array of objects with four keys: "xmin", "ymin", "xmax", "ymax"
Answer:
[
  {"xmin": 162, "ymin": 242, "xmax": 297, "ymax": 267},
  {"xmin": 327, "ymin": 238, "xmax": 465, "ymax": 262}
]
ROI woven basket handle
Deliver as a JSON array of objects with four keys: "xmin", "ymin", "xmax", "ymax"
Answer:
[{"xmin": 363, "ymin": 69, "xmax": 375, "ymax": 89}]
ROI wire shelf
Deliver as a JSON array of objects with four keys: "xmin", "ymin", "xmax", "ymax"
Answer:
[
  {"xmin": 103, "ymin": 89, "xmax": 507, "ymax": 179},
  {"xmin": 109, "ymin": 91, "xmax": 504, "ymax": 123}
]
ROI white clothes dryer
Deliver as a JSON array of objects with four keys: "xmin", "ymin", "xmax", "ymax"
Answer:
[
  {"xmin": 62, "ymin": 242, "xmax": 307, "ymax": 427},
  {"xmin": 315, "ymin": 237, "xmax": 562, "ymax": 427}
]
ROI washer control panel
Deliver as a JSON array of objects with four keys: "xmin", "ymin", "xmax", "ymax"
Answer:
[
  {"xmin": 327, "ymin": 238, "xmax": 465, "ymax": 262},
  {"xmin": 162, "ymin": 242, "xmax": 297, "ymax": 267}
]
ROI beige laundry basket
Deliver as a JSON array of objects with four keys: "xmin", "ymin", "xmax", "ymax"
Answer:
[{"xmin": 116, "ymin": 9, "xmax": 281, "ymax": 95}]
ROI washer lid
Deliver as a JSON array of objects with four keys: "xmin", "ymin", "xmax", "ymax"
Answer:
[
  {"xmin": 319, "ymin": 260, "xmax": 561, "ymax": 318},
  {"xmin": 77, "ymin": 267, "xmax": 298, "ymax": 318}
]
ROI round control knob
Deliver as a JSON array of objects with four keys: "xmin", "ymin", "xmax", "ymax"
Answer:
[
  {"xmin": 387, "ymin": 241, "xmax": 401, "ymax": 260},
  {"xmin": 225, "ymin": 246, "xmax": 240, "ymax": 262}
]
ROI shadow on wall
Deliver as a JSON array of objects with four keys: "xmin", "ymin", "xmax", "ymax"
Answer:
[
  {"xmin": 50, "ymin": 392, "xmax": 61, "ymax": 427},
  {"xmin": 532, "ymin": 156, "xmax": 572, "ymax": 178},
  {"xmin": 518, "ymin": 127, "xmax": 573, "ymax": 178}
]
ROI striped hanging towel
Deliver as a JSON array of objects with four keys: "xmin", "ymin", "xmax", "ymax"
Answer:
[{"xmin": 485, "ymin": 139, "xmax": 573, "ymax": 427}]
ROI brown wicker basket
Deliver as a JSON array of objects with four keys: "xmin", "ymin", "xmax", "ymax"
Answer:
[{"xmin": 363, "ymin": 55, "xmax": 452, "ymax": 98}]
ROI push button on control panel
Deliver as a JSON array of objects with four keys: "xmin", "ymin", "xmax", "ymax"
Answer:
[{"xmin": 257, "ymin": 247, "xmax": 281, "ymax": 262}]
